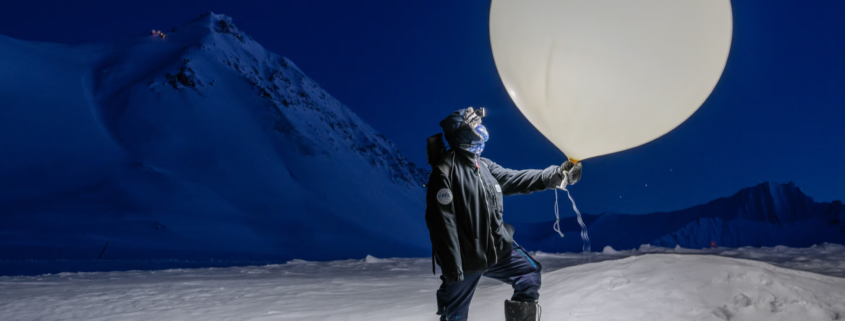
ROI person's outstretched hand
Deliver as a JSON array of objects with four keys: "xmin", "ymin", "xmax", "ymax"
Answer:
[{"xmin": 560, "ymin": 161, "xmax": 582, "ymax": 185}]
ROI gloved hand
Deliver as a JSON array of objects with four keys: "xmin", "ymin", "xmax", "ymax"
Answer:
[{"xmin": 560, "ymin": 161, "xmax": 582, "ymax": 186}]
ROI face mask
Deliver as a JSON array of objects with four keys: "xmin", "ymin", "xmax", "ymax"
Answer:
[{"xmin": 461, "ymin": 124, "xmax": 489, "ymax": 155}]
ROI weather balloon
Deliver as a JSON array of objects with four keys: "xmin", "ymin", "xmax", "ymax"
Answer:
[{"xmin": 490, "ymin": 0, "xmax": 733, "ymax": 161}]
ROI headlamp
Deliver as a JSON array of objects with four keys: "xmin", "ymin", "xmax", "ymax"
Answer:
[
  {"xmin": 463, "ymin": 107, "xmax": 486, "ymax": 128},
  {"xmin": 469, "ymin": 107, "xmax": 486, "ymax": 118}
]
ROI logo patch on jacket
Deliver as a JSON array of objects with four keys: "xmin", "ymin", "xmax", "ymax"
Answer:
[
  {"xmin": 495, "ymin": 184, "xmax": 502, "ymax": 193},
  {"xmin": 436, "ymin": 188, "xmax": 453, "ymax": 205}
]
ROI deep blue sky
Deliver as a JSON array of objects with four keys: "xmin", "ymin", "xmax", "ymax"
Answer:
[{"xmin": 1, "ymin": 0, "xmax": 843, "ymax": 222}]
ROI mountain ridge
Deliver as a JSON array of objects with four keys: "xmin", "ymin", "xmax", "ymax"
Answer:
[{"xmin": 514, "ymin": 181, "xmax": 844, "ymax": 252}]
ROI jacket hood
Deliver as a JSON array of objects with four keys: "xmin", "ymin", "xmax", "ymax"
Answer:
[{"xmin": 439, "ymin": 109, "xmax": 488, "ymax": 153}]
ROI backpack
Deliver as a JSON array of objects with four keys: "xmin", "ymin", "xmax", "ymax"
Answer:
[{"xmin": 426, "ymin": 133, "xmax": 451, "ymax": 178}]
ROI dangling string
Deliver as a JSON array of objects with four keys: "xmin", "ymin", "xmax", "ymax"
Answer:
[
  {"xmin": 555, "ymin": 172, "xmax": 592, "ymax": 259},
  {"xmin": 553, "ymin": 188, "xmax": 565, "ymax": 238}
]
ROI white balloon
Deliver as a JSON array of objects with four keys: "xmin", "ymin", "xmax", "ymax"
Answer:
[{"xmin": 490, "ymin": 0, "xmax": 733, "ymax": 161}]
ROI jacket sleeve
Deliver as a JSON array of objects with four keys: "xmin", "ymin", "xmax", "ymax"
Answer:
[
  {"xmin": 483, "ymin": 158, "xmax": 560, "ymax": 196},
  {"xmin": 424, "ymin": 168, "xmax": 463, "ymax": 281}
]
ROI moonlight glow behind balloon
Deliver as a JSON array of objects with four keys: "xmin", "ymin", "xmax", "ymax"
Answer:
[{"xmin": 490, "ymin": 0, "xmax": 733, "ymax": 161}]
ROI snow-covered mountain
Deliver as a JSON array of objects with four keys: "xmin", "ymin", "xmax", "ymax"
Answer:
[
  {"xmin": 0, "ymin": 13, "xmax": 429, "ymax": 261},
  {"xmin": 516, "ymin": 182, "xmax": 845, "ymax": 252}
]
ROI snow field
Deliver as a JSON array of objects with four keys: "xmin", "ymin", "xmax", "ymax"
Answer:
[
  {"xmin": 1, "ymin": 245, "xmax": 843, "ymax": 320},
  {"xmin": 537, "ymin": 254, "xmax": 845, "ymax": 321}
]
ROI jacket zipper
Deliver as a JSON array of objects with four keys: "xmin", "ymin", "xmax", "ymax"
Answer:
[{"xmin": 476, "ymin": 155, "xmax": 498, "ymax": 266}]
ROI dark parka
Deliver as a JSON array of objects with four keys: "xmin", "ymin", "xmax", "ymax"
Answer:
[{"xmin": 426, "ymin": 148, "xmax": 560, "ymax": 281}]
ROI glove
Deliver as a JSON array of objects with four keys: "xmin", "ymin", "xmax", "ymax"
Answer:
[
  {"xmin": 441, "ymin": 272, "xmax": 464, "ymax": 285},
  {"xmin": 560, "ymin": 161, "xmax": 582, "ymax": 186}
]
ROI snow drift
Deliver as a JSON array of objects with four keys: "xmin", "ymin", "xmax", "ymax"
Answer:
[
  {"xmin": 534, "ymin": 254, "xmax": 845, "ymax": 321},
  {"xmin": 0, "ymin": 13, "xmax": 429, "ymax": 261}
]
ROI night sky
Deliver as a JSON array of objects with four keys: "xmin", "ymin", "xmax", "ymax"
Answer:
[{"xmin": 2, "ymin": 0, "xmax": 843, "ymax": 222}]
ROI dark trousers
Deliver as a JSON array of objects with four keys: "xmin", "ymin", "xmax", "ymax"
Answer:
[{"xmin": 436, "ymin": 247, "xmax": 542, "ymax": 320}]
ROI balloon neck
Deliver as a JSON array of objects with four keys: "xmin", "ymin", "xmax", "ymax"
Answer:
[{"xmin": 568, "ymin": 157, "xmax": 580, "ymax": 164}]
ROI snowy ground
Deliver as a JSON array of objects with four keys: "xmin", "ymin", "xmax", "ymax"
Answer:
[{"xmin": 1, "ymin": 244, "xmax": 843, "ymax": 321}]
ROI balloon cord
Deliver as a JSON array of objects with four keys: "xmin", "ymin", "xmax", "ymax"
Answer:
[
  {"xmin": 553, "ymin": 187, "xmax": 565, "ymax": 238},
  {"xmin": 556, "ymin": 173, "xmax": 592, "ymax": 260}
]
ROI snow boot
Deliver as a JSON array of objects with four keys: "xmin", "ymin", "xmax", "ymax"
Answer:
[{"xmin": 504, "ymin": 299, "xmax": 540, "ymax": 321}]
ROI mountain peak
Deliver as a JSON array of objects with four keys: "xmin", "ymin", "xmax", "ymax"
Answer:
[
  {"xmin": 127, "ymin": 12, "xmax": 427, "ymax": 187},
  {"xmin": 150, "ymin": 12, "xmax": 255, "ymax": 53},
  {"xmin": 180, "ymin": 12, "xmax": 236, "ymax": 30},
  {"xmin": 196, "ymin": 12, "xmax": 250, "ymax": 43},
  {"xmin": 741, "ymin": 181, "xmax": 806, "ymax": 198},
  {"xmin": 737, "ymin": 181, "xmax": 810, "ymax": 204},
  {"xmin": 0, "ymin": 12, "xmax": 430, "ymax": 260},
  {"xmin": 732, "ymin": 181, "xmax": 816, "ymax": 224}
]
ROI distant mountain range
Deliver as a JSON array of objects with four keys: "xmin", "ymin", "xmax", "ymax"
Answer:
[{"xmin": 514, "ymin": 182, "xmax": 845, "ymax": 252}]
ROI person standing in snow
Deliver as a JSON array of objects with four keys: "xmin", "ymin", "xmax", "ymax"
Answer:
[{"xmin": 425, "ymin": 107, "xmax": 582, "ymax": 321}]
